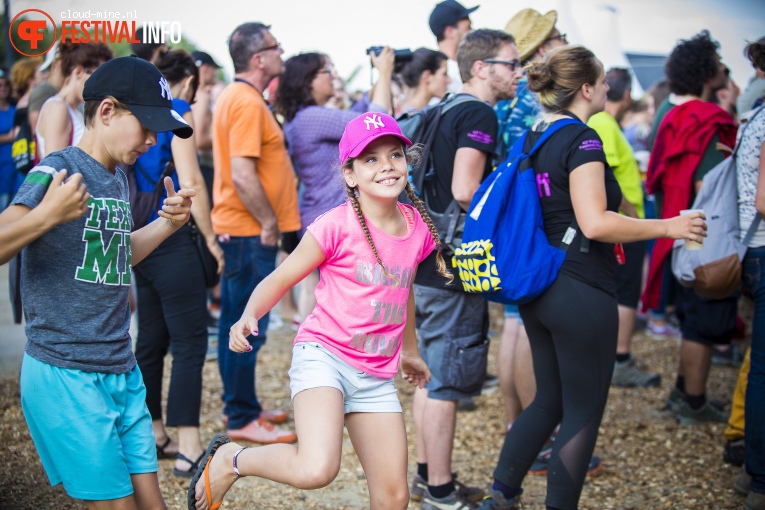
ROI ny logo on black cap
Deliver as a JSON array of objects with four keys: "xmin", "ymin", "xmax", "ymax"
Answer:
[{"xmin": 159, "ymin": 77, "xmax": 172, "ymax": 100}]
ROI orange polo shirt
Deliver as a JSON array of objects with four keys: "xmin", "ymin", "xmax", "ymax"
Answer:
[{"xmin": 211, "ymin": 81, "xmax": 300, "ymax": 236}]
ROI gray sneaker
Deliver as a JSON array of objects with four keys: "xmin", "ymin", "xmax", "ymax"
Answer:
[
  {"xmin": 666, "ymin": 387, "xmax": 725, "ymax": 413},
  {"xmin": 410, "ymin": 473, "xmax": 484, "ymax": 503},
  {"xmin": 676, "ymin": 399, "xmax": 728, "ymax": 425},
  {"xmin": 421, "ymin": 487, "xmax": 481, "ymax": 510},
  {"xmin": 746, "ymin": 490, "xmax": 765, "ymax": 510},
  {"xmin": 611, "ymin": 357, "xmax": 661, "ymax": 388},
  {"xmin": 477, "ymin": 488, "xmax": 521, "ymax": 509},
  {"xmin": 735, "ymin": 466, "xmax": 752, "ymax": 496}
]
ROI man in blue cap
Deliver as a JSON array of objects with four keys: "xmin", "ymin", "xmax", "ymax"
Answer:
[{"xmin": 429, "ymin": 0, "xmax": 478, "ymax": 93}]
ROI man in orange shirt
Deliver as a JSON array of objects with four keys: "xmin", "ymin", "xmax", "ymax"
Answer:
[{"xmin": 212, "ymin": 22, "xmax": 300, "ymax": 444}]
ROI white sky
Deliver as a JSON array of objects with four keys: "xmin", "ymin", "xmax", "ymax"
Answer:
[{"xmin": 10, "ymin": 0, "xmax": 765, "ymax": 95}]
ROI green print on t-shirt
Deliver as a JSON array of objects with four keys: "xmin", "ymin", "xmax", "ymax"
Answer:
[{"xmin": 74, "ymin": 196, "xmax": 132, "ymax": 286}]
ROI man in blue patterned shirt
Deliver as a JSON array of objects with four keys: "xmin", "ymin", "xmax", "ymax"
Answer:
[{"xmin": 494, "ymin": 8, "xmax": 568, "ymax": 163}]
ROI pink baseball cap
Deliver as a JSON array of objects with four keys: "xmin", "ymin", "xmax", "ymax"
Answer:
[{"xmin": 338, "ymin": 112, "xmax": 412, "ymax": 163}]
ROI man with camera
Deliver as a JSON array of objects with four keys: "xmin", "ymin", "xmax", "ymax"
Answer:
[
  {"xmin": 411, "ymin": 29, "xmax": 523, "ymax": 510},
  {"xmin": 429, "ymin": 0, "xmax": 479, "ymax": 94}
]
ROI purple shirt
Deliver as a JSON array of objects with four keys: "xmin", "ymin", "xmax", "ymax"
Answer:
[{"xmin": 284, "ymin": 95, "xmax": 385, "ymax": 233}]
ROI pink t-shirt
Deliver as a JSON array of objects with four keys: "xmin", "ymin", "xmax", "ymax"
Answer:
[{"xmin": 295, "ymin": 201, "xmax": 436, "ymax": 378}]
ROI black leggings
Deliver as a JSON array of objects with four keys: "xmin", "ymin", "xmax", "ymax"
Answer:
[
  {"xmin": 134, "ymin": 226, "xmax": 208, "ymax": 427},
  {"xmin": 495, "ymin": 275, "xmax": 618, "ymax": 510}
]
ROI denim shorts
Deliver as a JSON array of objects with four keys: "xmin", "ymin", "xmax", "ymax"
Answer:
[
  {"xmin": 414, "ymin": 285, "xmax": 489, "ymax": 400},
  {"xmin": 20, "ymin": 354, "xmax": 157, "ymax": 500},
  {"xmin": 288, "ymin": 342, "xmax": 402, "ymax": 414}
]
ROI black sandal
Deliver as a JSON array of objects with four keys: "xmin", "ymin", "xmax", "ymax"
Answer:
[
  {"xmin": 173, "ymin": 452, "xmax": 206, "ymax": 478},
  {"xmin": 156, "ymin": 437, "xmax": 175, "ymax": 460}
]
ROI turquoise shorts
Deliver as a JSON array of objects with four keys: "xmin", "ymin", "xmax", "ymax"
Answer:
[{"xmin": 20, "ymin": 353, "xmax": 157, "ymax": 500}]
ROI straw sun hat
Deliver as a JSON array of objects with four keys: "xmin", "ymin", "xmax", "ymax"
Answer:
[{"xmin": 504, "ymin": 9, "xmax": 558, "ymax": 62}]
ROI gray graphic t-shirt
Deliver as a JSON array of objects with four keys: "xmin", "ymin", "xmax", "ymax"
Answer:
[{"xmin": 12, "ymin": 146, "xmax": 135, "ymax": 374}]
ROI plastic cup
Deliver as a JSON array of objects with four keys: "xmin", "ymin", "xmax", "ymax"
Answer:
[{"xmin": 680, "ymin": 209, "xmax": 704, "ymax": 250}]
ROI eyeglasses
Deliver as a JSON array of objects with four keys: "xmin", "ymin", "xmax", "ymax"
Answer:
[
  {"xmin": 256, "ymin": 42, "xmax": 282, "ymax": 54},
  {"xmin": 482, "ymin": 59, "xmax": 521, "ymax": 72},
  {"xmin": 546, "ymin": 33, "xmax": 568, "ymax": 44}
]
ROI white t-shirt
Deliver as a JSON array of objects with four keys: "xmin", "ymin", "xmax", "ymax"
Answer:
[
  {"xmin": 447, "ymin": 58, "xmax": 462, "ymax": 94},
  {"xmin": 736, "ymin": 106, "xmax": 765, "ymax": 247}
]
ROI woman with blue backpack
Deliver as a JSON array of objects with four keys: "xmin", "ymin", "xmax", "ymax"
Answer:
[{"xmin": 477, "ymin": 45, "xmax": 707, "ymax": 510}]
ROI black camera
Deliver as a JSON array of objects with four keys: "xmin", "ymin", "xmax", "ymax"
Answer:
[{"xmin": 366, "ymin": 46, "xmax": 414, "ymax": 64}]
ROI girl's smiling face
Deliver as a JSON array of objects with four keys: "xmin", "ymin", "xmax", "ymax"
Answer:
[{"xmin": 344, "ymin": 136, "xmax": 408, "ymax": 201}]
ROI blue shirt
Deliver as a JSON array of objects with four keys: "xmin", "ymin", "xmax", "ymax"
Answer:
[
  {"xmin": 0, "ymin": 105, "xmax": 17, "ymax": 194},
  {"xmin": 494, "ymin": 77, "xmax": 542, "ymax": 163},
  {"xmin": 133, "ymin": 98, "xmax": 190, "ymax": 222}
]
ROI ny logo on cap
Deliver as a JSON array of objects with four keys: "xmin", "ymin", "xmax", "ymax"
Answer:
[
  {"xmin": 159, "ymin": 77, "xmax": 172, "ymax": 100},
  {"xmin": 364, "ymin": 114, "xmax": 385, "ymax": 131}
]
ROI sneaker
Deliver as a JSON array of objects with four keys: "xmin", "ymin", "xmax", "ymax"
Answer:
[
  {"xmin": 528, "ymin": 436, "xmax": 555, "ymax": 475},
  {"xmin": 735, "ymin": 466, "xmax": 751, "ymax": 496},
  {"xmin": 745, "ymin": 490, "xmax": 765, "ymax": 510},
  {"xmin": 410, "ymin": 474, "xmax": 484, "ymax": 503},
  {"xmin": 712, "ymin": 344, "xmax": 745, "ymax": 367},
  {"xmin": 421, "ymin": 487, "xmax": 480, "ymax": 510},
  {"xmin": 611, "ymin": 357, "xmax": 661, "ymax": 388},
  {"xmin": 528, "ymin": 434, "xmax": 602, "ymax": 477},
  {"xmin": 205, "ymin": 334, "xmax": 218, "ymax": 361},
  {"xmin": 665, "ymin": 387, "xmax": 725, "ymax": 413},
  {"xmin": 268, "ymin": 313, "xmax": 284, "ymax": 331},
  {"xmin": 457, "ymin": 398, "xmax": 478, "ymax": 412},
  {"xmin": 477, "ymin": 488, "xmax": 522, "ymax": 510},
  {"xmin": 724, "ymin": 438, "xmax": 745, "ymax": 467},
  {"xmin": 481, "ymin": 373, "xmax": 500, "ymax": 395},
  {"xmin": 646, "ymin": 319, "xmax": 681, "ymax": 340},
  {"xmin": 227, "ymin": 417, "xmax": 297, "ymax": 444},
  {"xmin": 207, "ymin": 311, "xmax": 219, "ymax": 331},
  {"xmin": 676, "ymin": 399, "xmax": 728, "ymax": 425},
  {"xmin": 222, "ymin": 409, "xmax": 289, "ymax": 427}
]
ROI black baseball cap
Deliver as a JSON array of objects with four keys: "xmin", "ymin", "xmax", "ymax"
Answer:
[
  {"xmin": 83, "ymin": 56, "xmax": 193, "ymax": 139},
  {"xmin": 191, "ymin": 51, "xmax": 221, "ymax": 68},
  {"xmin": 429, "ymin": 0, "xmax": 479, "ymax": 37}
]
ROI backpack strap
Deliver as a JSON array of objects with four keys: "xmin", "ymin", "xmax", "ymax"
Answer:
[
  {"xmin": 133, "ymin": 159, "xmax": 175, "ymax": 193},
  {"xmin": 743, "ymin": 215, "xmax": 762, "ymax": 247},
  {"xmin": 519, "ymin": 118, "xmax": 590, "ymax": 252}
]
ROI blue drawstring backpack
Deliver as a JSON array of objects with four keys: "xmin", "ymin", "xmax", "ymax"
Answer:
[{"xmin": 452, "ymin": 118, "xmax": 586, "ymax": 305}]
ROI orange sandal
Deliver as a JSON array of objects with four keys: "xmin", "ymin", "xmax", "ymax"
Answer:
[{"xmin": 187, "ymin": 434, "xmax": 230, "ymax": 510}]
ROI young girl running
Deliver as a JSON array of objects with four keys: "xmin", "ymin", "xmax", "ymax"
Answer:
[{"xmin": 188, "ymin": 112, "xmax": 451, "ymax": 510}]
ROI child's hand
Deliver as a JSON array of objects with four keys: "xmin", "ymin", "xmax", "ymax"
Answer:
[
  {"xmin": 158, "ymin": 176, "xmax": 195, "ymax": 228},
  {"xmin": 400, "ymin": 353, "xmax": 431, "ymax": 389},
  {"xmin": 229, "ymin": 317, "xmax": 258, "ymax": 353},
  {"xmin": 40, "ymin": 170, "xmax": 90, "ymax": 226}
]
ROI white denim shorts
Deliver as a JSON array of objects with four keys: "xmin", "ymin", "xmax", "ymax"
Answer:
[{"xmin": 288, "ymin": 342, "xmax": 402, "ymax": 414}]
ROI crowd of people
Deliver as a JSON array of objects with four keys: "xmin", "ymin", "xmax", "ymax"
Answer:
[{"xmin": 1, "ymin": 2, "xmax": 764, "ymax": 510}]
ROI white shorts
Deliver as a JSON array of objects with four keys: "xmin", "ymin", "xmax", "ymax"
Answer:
[{"xmin": 288, "ymin": 342, "xmax": 402, "ymax": 414}]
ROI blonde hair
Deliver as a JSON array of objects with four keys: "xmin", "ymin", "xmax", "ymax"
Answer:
[
  {"xmin": 343, "ymin": 145, "xmax": 453, "ymax": 285},
  {"xmin": 10, "ymin": 57, "xmax": 41, "ymax": 98},
  {"xmin": 525, "ymin": 45, "xmax": 603, "ymax": 112}
]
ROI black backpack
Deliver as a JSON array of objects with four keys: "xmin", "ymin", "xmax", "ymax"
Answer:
[
  {"xmin": 396, "ymin": 93, "xmax": 481, "ymax": 255},
  {"xmin": 11, "ymin": 108, "xmax": 36, "ymax": 175}
]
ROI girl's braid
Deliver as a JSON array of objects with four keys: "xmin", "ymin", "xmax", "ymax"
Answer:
[
  {"xmin": 404, "ymin": 182, "xmax": 454, "ymax": 283},
  {"xmin": 346, "ymin": 184, "xmax": 399, "ymax": 286}
]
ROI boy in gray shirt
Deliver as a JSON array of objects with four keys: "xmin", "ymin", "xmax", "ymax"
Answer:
[{"xmin": 0, "ymin": 56, "xmax": 195, "ymax": 507}]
